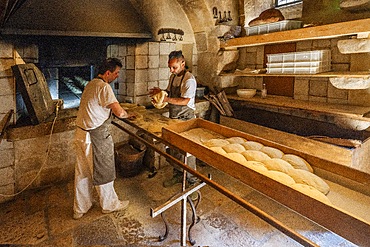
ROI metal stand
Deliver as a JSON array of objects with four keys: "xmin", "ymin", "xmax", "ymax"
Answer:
[{"xmin": 151, "ymin": 173, "xmax": 209, "ymax": 246}]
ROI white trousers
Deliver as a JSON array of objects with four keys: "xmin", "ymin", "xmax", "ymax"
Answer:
[{"xmin": 73, "ymin": 128, "xmax": 122, "ymax": 214}]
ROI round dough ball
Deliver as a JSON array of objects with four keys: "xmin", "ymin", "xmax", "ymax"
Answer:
[
  {"xmin": 242, "ymin": 150, "xmax": 271, "ymax": 162},
  {"xmin": 261, "ymin": 146, "xmax": 284, "ymax": 158},
  {"xmin": 203, "ymin": 138, "xmax": 230, "ymax": 148},
  {"xmin": 226, "ymin": 136, "xmax": 247, "ymax": 144},
  {"xmin": 287, "ymin": 169, "xmax": 330, "ymax": 195},
  {"xmin": 210, "ymin": 146, "xmax": 227, "ymax": 155},
  {"xmin": 260, "ymin": 170, "xmax": 296, "ymax": 186},
  {"xmin": 241, "ymin": 141, "xmax": 264, "ymax": 150},
  {"xmin": 282, "ymin": 154, "xmax": 314, "ymax": 173},
  {"xmin": 240, "ymin": 160, "xmax": 268, "ymax": 173},
  {"xmin": 223, "ymin": 143, "xmax": 246, "ymax": 153},
  {"xmin": 223, "ymin": 152, "xmax": 247, "ymax": 164},
  {"xmin": 262, "ymin": 158, "xmax": 294, "ymax": 173},
  {"xmin": 291, "ymin": 183, "xmax": 332, "ymax": 205}
]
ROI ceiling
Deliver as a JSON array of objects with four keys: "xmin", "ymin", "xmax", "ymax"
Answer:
[{"xmin": 0, "ymin": 0, "xmax": 152, "ymax": 38}]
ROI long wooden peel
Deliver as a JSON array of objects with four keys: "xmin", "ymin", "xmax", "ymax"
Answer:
[{"xmin": 204, "ymin": 94, "xmax": 226, "ymax": 115}]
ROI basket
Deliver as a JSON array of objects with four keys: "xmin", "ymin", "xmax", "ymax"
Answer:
[{"xmin": 115, "ymin": 142, "xmax": 146, "ymax": 177}]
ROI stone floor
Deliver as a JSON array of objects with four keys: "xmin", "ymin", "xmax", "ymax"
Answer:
[{"xmin": 0, "ymin": 161, "xmax": 358, "ymax": 247}]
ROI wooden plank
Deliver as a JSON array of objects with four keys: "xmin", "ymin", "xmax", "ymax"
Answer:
[
  {"xmin": 220, "ymin": 71, "xmax": 370, "ymax": 78},
  {"xmin": 162, "ymin": 118, "xmax": 370, "ymax": 246},
  {"xmin": 221, "ymin": 18, "xmax": 370, "ymax": 49}
]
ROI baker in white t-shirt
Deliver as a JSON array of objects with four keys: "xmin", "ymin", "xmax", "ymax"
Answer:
[{"xmin": 73, "ymin": 58, "xmax": 133, "ymax": 220}]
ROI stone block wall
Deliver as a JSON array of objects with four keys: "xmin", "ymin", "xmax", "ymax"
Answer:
[
  {"xmin": 0, "ymin": 39, "xmax": 41, "ymax": 202},
  {"xmin": 233, "ymin": 36, "xmax": 370, "ymax": 107},
  {"xmin": 107, "ymin": 42, "xmax": 177, "ymax": 106}
]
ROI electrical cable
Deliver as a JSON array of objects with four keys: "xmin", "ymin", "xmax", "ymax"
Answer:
[{"xmin": 0, "ymin": 101, "xmax": 61, "ymax": 197}]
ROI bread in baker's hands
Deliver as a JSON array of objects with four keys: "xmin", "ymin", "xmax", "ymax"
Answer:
[{"xmin": 151, "ymin": 90, "xmax": 168, "ymax": 109}]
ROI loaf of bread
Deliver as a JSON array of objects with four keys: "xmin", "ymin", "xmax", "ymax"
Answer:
[
  {"xmin": 287, "ymin": 169, "xmax": 330, "ymax": 195},
  {"xmin": 240, "ymin": 160, "xmax": 269, "ymax": 173},
  {"xmin": 261, "ymin": 146, "xmax": 284, "ymax": 158},
  {"xmin": 223, "ymin": 143, "xmax": 246, "ymax": 153},
  {"xmin": 224, "ymin": 152, "xmax": 247, "ymax": 164},
  {"xmin": 226, "ymin": 136, "xmax": 248, "ymax": 144},
  {"xmin": 248, "ymin": 8, "xmax": 285, "ymax": 27},
  {"xmin": 242, "ymin": 150, "xmax": 271, "ymax": 162},
  {"xmin": 203, "ymin": 138, "xmax": 230, "ymax": 148},
  {"xmin": 241, "ymin": 141, "xmax": 264, "ymax": 150},
  {"xmin": 291, "ymin": 184, "xmax": 332, "ymax": 205},
  {"xmin": 262, "ymin": 158, "xmax": 294, "ymax": 174},
  {"xmin": 260, "ymin": 170, "xmax": 296, "ymax": 186},
  {"xmin": 282, "ymin": 154, "xmax": 314, "ymax": 173},
  {"xmin": 210, "ymin": 146, "xmax": 227, "ymax": 155}
]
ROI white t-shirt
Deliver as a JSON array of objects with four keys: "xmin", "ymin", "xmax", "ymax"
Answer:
[
  {"xmin": 166, "ymin": 72, "xmax": 197, "ymax": 110},
  {"xmin": 76, "ymin": 78, "xmax": 118, "ymax": 130}
]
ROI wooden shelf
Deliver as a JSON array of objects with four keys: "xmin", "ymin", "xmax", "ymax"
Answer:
[
  {"xmin": 220, "ymin": 71, "xmax": 370, "ymax": 78},
  {"xmin": 220, "ymin": 18, "xmax": 370, "ymax": 49}
]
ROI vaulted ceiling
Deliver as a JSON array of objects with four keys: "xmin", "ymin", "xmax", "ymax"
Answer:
[{"xmin": 0, "ymin": 0, "xmax": 152, "ymax": 38}]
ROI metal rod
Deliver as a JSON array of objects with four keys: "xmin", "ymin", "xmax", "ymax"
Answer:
[
  {"xmin": 150, "ymin": 182, "xmax": 207, "ymax": 217},
  {"xmin": 112, "ymin": 119, "xmax": 319, "ymax": 247},
  {"xmin": 181, "ymin": 197, "xmax": 186, "ymax": 246}
]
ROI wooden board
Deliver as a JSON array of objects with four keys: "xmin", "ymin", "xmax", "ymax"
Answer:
[
  {"xmin": 221, "ymin": 18, "xmax": 370, "ymax": 49},
  {"xmin": 162, "ymin": 118, "xmax": 370, "ymax": 246}
]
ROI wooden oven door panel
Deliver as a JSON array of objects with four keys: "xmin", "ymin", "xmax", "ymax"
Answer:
[{"xmin": 12, "ymin": 63, "xmax": 55, "ymax": 124}]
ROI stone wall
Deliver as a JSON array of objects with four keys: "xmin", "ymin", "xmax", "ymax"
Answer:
[{"xmin": 231, "ymin": 36, "xmax": 370, "ymax": 107}]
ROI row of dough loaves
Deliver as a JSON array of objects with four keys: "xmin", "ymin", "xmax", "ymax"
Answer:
[{"xmin": 180, "ymin": 128, "xmax": 331, "ymax": 204}]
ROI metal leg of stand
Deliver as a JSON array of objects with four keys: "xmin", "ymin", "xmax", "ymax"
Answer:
[
  {"xmin": 151, "ymin": 179, "xmax": 209, "ymax": 246},
  {"xmin": 158, "ymin": 212, "xmax": 169, "ymax": 241},
  {"xmin": 187, "ymin": 192, "xmax": 200, "ymax": 245}
]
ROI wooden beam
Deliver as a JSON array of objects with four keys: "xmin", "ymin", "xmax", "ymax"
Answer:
[{"xmin": 221, "ymin": 18, "xmax": 370, "ymax": 49}]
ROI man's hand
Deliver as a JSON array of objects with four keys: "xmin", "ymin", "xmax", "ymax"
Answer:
[
  {"xmin": 149, "ymin": 87, "xmax": 162, "ymax": 97},
  {"xmin": 126, "ymin": 113, "xmax": 136, "ymax": 120}
]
